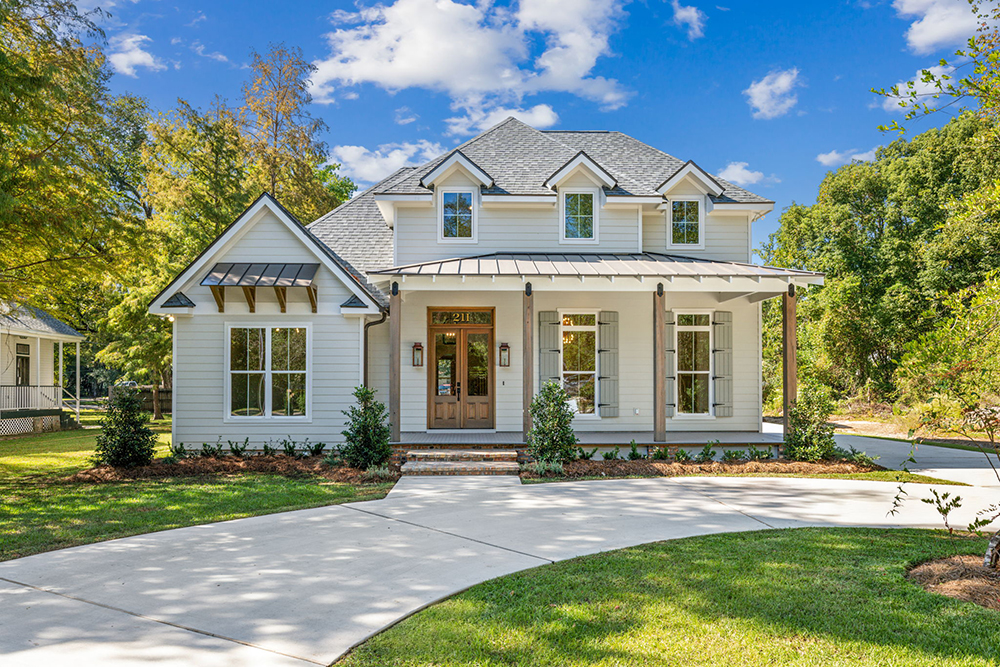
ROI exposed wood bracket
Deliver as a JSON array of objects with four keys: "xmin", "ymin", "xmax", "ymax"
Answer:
[
  {"xmin": 307, "ymin": 285, "xmax": 318, "ymax": 313},
  {"xmin": 241, "ymin": 286, "xmax": 256, "ymax": 313},
  {"xmin": 210, "ymin": 286, "xmax": 225, "ymax": 313},
  {"xmin": 274, "ymin": 286, "xmax": 287, "ymax": 313}
]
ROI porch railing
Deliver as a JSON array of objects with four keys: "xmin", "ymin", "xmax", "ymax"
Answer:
[{"xmin": 0, "ymin": 385, "xmax": 62, "ymax": 412}]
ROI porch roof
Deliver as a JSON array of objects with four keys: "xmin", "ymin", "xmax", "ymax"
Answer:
[
  {"xmin": 0, "ymin": 302, "xmax": 84, "ymax": 341},
  {"xmin": 371, "ymin": 252, "xmax": 824, "ymax": 283}
]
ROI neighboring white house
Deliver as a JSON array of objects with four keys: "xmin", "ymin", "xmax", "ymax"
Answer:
[
  {"xmin": 0, "ymin": 303, "xmax": 84, "ymax": 435},
  {"xmin": 150, "ymin": 118, "xmax": 822, "ymax": 449}
]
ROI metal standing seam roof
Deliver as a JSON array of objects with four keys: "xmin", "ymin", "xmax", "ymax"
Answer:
[
  {"xmin": 370, "ymin": 253, "xmax": 825, "ymax": 280},
  {"xmin": 201, "ymin": 263, "xmax": 319, "ymax": 288}
]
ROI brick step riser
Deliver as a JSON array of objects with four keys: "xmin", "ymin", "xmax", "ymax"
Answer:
[
  {"xmin": 403, "ymin": 469, "xmax": 519, "ymax": 476},
  {"xmin": 407, "ymin": 454, "xmax": 518, "ymax": 463}
]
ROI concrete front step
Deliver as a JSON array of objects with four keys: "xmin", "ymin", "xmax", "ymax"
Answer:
[
  {"xmin": 400, "ymin": 460, "xmax": 521, "ymax": 476},
  {"xmin": 407, "ymin": 449, "xmax": 518, "ymax": 463}
]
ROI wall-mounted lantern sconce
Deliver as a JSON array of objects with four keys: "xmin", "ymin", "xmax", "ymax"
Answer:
[
  {"xmin": 499, "ymin": 342, "xmax": 510, "ymax": 367},
  {"xmin": 412, "ymin": 342, "xmax": 424, "ymax": 367}
]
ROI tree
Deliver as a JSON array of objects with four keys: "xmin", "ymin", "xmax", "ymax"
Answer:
[
  {"xmin": 242, "ymin": 43, "xmax": 354, "ymax": 221},
  {"xmin": 526, "ymin": 382, "xmax": 579, "ymax": 463},
  {"xmin": 93, "ymin": 385, "xmax": 157, "ymax": 468},
  {"xmin": 340, "ymin": 386, "xmax": 392, "ymax": 470}
]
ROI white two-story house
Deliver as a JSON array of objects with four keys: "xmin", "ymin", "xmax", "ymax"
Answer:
[{"xmin": 150, "ymin": 118, "xmax": 822, "ymax": 451}]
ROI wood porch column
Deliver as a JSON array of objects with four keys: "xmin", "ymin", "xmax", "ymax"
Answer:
[
  {"xmin": 522, "ymin": 282, "xmax": 533, "ymax": 441},
  {"xmin": 782, "ymin": 284, "xmax": 798, "ymax": 437},
  {"xmin": 653, "ymin": 283, "xmax": 666, "ymax": 442},
  {"xmin": 389, "ymin": 282, "xmax": 401, "ymax": 443}
]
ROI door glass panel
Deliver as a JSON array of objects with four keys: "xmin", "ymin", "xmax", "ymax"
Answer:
[
  {"xmin": 466, "ymin": 333, "xmax": 489, "ymax": 397},
  {"xmin": 435, "ymin": 332, "xmax": 457, "ymax": 396}
]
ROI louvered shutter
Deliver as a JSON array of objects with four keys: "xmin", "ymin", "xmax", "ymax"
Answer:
[
  {"xmin": 598, "ymin": 311, "xmax": 619, "ymax": 418},
  {"xmin": 665, "ymin": 310, "xmax": 676, "ymax": 418},
  {"xmin": 538, "ymin": 311, "xmax": 561, "ymax": 389},
  {"xmin": 713, "ymin": 311, "xmax": 733, "ymax": 417}
]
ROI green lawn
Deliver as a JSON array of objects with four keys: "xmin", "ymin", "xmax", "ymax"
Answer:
[
  {"xmin": 340, "ymin": 528, "xmax": 997, "ymax": 667},
  {"xmin": 0, "ymin": 417, "xmax": 393, "ymax": 562}
]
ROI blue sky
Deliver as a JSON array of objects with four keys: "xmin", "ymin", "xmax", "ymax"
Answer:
[{"xmin": 91, "ymin": 0, "xmax": 979, "ymax": 250}]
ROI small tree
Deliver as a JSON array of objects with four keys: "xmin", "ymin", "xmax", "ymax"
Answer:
[
  {"xmin": 784, "ymin": 381, "xmax": 837, "ymax": 461},
  {"xmin": 340, "ymin": 386, "xmax": 392, "ymax": 470},
  {"xmin": 93, "ymin": 386, "xmax": 157, "ymax": 468},
  {"xmin": 526, "ymin": 381, "xmax": 578, "ymax": 463}
]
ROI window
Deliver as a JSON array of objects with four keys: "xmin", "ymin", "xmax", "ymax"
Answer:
[
  {"xmin": 676, "ymin": 313, "xmax": 711, "ymax": 415},
  {"xmin": 15, "ymin": 343, "xmax": 29, "ymax": 387},
  {"xmin": 670, "ymin": 199, "xmax": 702, "ymax": 246},
  {"xmin": 561, "ymin": 313, "xmax": 597, "ymax": 415},
  {"xmin": 440, "ymin": 189, "xmax": 476, "ymax": 241},
  {"xmin": 561, "ymin": 191, "xmax": 598, "ymax": 242},
  {"xmin": 228, "ymin": 326, "xmax": 308, "ymax": 419}
]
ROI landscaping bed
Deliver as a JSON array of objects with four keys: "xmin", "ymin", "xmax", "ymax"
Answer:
[
  {"xmin": 909, "ymin": 554, "xmax": 1000, "ymax": 611},
  {"xmin": 64, "ymin": 455, "xmax": 401, "ymax": 484}
]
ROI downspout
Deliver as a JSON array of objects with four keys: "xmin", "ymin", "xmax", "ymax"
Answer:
[{"xmin": 363, "ymin": 311, "xmax": 388, "ymax": 387}]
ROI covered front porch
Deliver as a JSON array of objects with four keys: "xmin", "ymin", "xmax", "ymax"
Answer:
[{"xmin": 371, "ymin": 252, "xmax": 823, "ymax": 445}]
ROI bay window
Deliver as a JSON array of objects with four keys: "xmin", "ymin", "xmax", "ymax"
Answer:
[{"xmin": 228, "ymin": 325, "xmax": 308, "ymax": 419}]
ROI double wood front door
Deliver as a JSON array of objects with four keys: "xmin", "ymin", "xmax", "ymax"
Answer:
[{"xmin": 428, "ymin": 309, "xmax": 494, "ymax": 429}]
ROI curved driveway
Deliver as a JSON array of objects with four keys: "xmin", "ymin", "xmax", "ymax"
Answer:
[{"xmin": 1, "ymin": 434, "xmax": 997, "ymax": 666}]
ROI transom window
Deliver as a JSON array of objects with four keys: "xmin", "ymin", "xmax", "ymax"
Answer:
[
  {"xmin": 229, "ymin": 326, "xmax": 308, "ymax": 418},
  {"xmin": 440, "ymin": 190, "xmax": 475, "ymax": 241},
  {"xmin": 562, "ymin": 192, "xmax": 597, "ymax": 242},
  {"xmin": 671, "ymin": 200, "xmax": 701, "ymax": 246},
  {"xmin": 676, "ymin": 313, "xmax": 711, "ymax": 415},
  {"xmin": 561, "ymin": 313, "xmax": 597, "ymax": 415}
]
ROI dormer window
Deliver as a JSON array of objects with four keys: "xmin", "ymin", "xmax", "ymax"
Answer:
[
  {"xmin": 439, "ymin": 189, "xmax": 477, "ymax": 242},
  {"xmin": 561, "ymin": 190, "xmax": 599, "ymax": 243},
  {"xmin": 669, "ymin": 199, "xmax": 703, "ymax": 247}
]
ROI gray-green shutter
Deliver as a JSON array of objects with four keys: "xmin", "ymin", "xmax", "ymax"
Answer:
[
  {"xmin": 538, "ymin": 311, "xmax": 561, "ymax": 388},
  {"xmin": 713, "ymin": 311, "xmax": 733, "ymax": 417},
  {"xmin": 598, "ymin": 311, "xmax": 619, "ymax": 418},
  {"xmin": 665, "ymin": 310, "xmax": 676, "ymax": 418}
]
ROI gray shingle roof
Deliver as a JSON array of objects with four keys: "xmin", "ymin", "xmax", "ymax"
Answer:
[{"xmin": 0, "ymin": 303, "xmax": 84, "ymax": 338}]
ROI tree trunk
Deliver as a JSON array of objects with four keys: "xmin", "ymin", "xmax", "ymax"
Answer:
[
  {"xmin": 151, "ymin": 378, "xmax": 163, "ymax": 421},
  {"xmin": 986, "ymin": 530, "xmax": 1000, "ymax": 570}
]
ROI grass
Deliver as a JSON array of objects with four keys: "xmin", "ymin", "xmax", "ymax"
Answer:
[
  {"xmin": 523, "ymin": 470, "xmax": 965, "ymax": 485},
  {"xmin": 339, "ymin": 528, "xmax": 998, "ymax": 667},
  {"xmin": 0, "ymin": 417, "xmax": 393, "ymax": 562}
]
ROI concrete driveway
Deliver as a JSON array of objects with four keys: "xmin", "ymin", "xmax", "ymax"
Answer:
[{"xmin": 2, "ymin": 436, "xmax": 998, "ymax": 666}]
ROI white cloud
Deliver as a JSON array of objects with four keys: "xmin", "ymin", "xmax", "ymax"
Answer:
[
  {"xmin": 330, "ymin": 140, "xmax": 446, "ymax": 184},
  {"xmin": 671, "ymin": 0, "xmax": 706, "ymax": 40},
  {"xmin": 880, "ymin": 64, "xmax": 952, "ymax": 111},
  {"xmin": 187, "ymin": 12, "xmax": 207, "ymax": 27},
  {"xmin": 191, "ymin": 41, "xmax": 228, "ymax": 62},
  {"xmin": 108, "ymin": 34, "xmax": 166, "ymax": 77},
  {"xmin": 311, "ymin": 0, "xmax": 630, "ymax": 121},
  {"xmin": 744, "ymin": 68, "xmax": 801, "ymax": 119},
  {"xmin": 394, "ymin": 107, "xmax": 418, "ymax": 125},
  {"xmin": 445, "ymin": 102, "xmax": 559, "ymax": 136},
  {"xmin": 893, "ymin": 0, "xmax": 978, "ymax": 54},
  {"xmin": 717, "ymin": 161, "xmax": 780, "ymax": 187},
  {"xmin": 815, "ymin": 147, "xmax": 877, "ymax": 167}
]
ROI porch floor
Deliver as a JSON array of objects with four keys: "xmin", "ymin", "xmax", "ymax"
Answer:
[{"xmin": 395, "ymin": 430, "xmax": 783, "ymax": 446}]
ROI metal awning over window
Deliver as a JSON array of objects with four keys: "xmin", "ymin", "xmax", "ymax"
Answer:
[{"xmin": 201, "ymin": 263, "xmax": 319, "ymax": 313}]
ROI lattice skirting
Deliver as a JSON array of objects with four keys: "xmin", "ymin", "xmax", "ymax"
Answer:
[{"xmin": 0, "ymin": 417, "xmax": 34, "ymax": 436}]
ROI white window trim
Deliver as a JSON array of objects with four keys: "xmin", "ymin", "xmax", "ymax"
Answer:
[
  {"xmin": 559, "ymin": 188, "xmax": 600, "ymax": 245},
  {"xmin": 557, "ymin": 308, "xmax": 601, "ymax": 419},
  {"xmin": 437, "ymin": 187, "xmax": 479, "ymax": 244},
  {"xmin": 665, "ymin": 196, "xmax": 706, "ymax": 250},
  {"xmin": 673, "ymin": 309, "xmax": 715, "ymax": 420},
  {"xmin": 223, "ymin": 322, "xmax": 313, "ymax": 423}
]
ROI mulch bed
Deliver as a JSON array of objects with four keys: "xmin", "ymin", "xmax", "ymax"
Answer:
[
  {"xmin": 908, "ymin": 555, "xmax": 1000, "ymax": 611},
  {"xmin": 63, "ymin": 455, "xmax": 401, "ymax": 484},
  {"xmin": 520, "ymin": 458, "xmax": 881, "ymax": 480}
]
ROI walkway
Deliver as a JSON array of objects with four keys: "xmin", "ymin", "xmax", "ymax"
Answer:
[{"xmin": 1, "ymin": 434, "xmax": 997, "ymax": 666}]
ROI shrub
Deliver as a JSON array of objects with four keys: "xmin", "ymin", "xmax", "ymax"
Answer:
[
  {"xmin": 280, "ymin": 437, "xmax": 299, "ymax": 458},
  {"xmin": 745, "ymin": 444, "xmax": 772, "ymax": 461},
  {"xmin": 721, "ymin": 449, "xmax": 745, "ymax": 462},
  {"xmin": 526, "ymin": 382, "xmax": 578, "ymax": 463},
  {"xmin": 323, "ymin": 446, "xmax": 344, "ymax": 467},
  {"xmin": 200, "ymin": 439, "xmax": 225, "ymax": 458},
  {"xmin": 361, "ymin": 465, "xmax": 396, "ymax": 481},
  {"xmin": 341, "ymin": 386, "xmax": 393, "ymax": 470},
  {"xmin": 303, "ymin": 440, "xmax": 327, "ymax": 457},
  {"xmin": 627, "ymin": 440, "xmax": 645, "ymax": 460},
  {"xmin": 262, "ymin": 440, "xmax": 276, "ymax": 457},
  {"xmin": 93, "ymin": 386, "xmax": 157, "ymax": 468},
  {"xmin": 835, "ymin": 445, "xmax": 879, "ymax": 467},
  {"xmin": 576, "ymin": 446, "xmax": 598, "ymax": 460},
  {"xmin": 521, "ymin": 460, "xmax": 564, "ymax": 476},
  {"xmin": 651, "ymin": 447, "xmax": 671, "ymax": 460},
  {"xmin": 695, "ymin": 443, "xmax": 717, "ymax": 463},
  {"xmin": 784, "ymin": 383, "xmax": 837, "ymax": 461},
  {"xmin": 601, "ymin": 445, "xmax": 621, "ymax": 461},
  {"xmin": 228, "ymin": 438, "xmax": 248, "ymax": 458},
  {"xmin": 674, "ymin": 447, "xmax": 693, "ymax": 462},
  {"xmin": 169, "ymin": 442, "xmax": 189, "ymax": 459}
]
